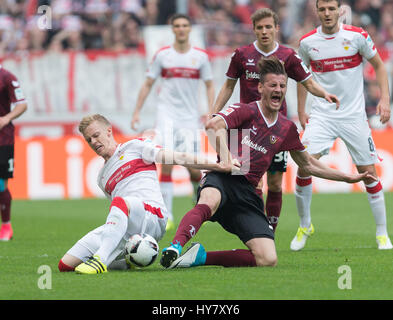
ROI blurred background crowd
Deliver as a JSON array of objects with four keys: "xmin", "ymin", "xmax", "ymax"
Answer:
[{"xmin": 0, "ymin": 0, "xmax": 392, "ymax": 122}]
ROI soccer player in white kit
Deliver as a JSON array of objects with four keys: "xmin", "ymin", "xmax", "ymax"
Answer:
[
  {"xmin": 131, "ymin": 14, "xmax": 215, "ymax": 230},
  {"xmin": 58, "ymin": 114, "xmax": 237, "ymax": 274},
  {"xmin": 291, "ymin": 0, "xmax": 392, "ymax": 251}
]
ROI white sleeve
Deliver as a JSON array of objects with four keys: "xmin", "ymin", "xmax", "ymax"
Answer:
[
  {"xmin": 297, "ymin": 41, "xmax": 310, "ymax": 66},
  {"xmin": 200, "ymin": 54, "xmax": 213, "ymax": 81},
  {"xmin": 134, "ymin": 138, "xmax": 162, "ymax": 164},
  {"xmin": 358, "ymin": 31, "xmax": 377, "ymax": 60},
  {"xmin": 146, "ymin": 51, "xmax": 162, "ymax": 79}
]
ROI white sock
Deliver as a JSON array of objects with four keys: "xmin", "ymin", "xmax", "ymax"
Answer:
[
  {"xmin": 160, "ymin": 181, "xmax": 174, "ymax": 221},
  {"xmin": 366, "ymin": 181, "xmax": 388, "ymax": 237},
  {"xmin": 295, "ymin": 176, "xmax": 313, "ymax": 228},
  {"xmin": 95, "ymin": 206, "xmax": 128, "ymax": 265}
]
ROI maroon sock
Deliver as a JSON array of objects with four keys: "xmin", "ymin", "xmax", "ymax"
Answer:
[
  {"xmin": 266, "ymin": 190, "xmax": 282, "ymax": 232},
  {"xmin": 205, "ymin": 249, "xmax": 257, "ymax": 267},
  {"xmin": 0, "ymin": 189, "xmax": 12, "ymax": 223},
  {"xmin": 172, "ymin": 204, "xmax": 211, "ymax": 247}
]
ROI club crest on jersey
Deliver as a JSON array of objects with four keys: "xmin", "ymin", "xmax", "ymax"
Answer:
[
  {"xmin": 314, "ymin": 61, "xmax": 323, "ymax": 72},
  {"xmin": 269, "ymin": 135, "xmax": 278, "ymax": 144},
  {"xmin": 342, "ymin": 39, "xmax": 351, "ymax": 50}
]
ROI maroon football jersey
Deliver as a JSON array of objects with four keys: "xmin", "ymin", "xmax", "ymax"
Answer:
[
  {"xmin": 0, "ymin": 67, "xmax": 26, "ymax": 146},
  {"xmin": 226, "ymin": 41, "xmax": 311, "ymax": 116},
  {"xmin": 215, "ymin": 101, "xmax": 305, "ymax": 187}
]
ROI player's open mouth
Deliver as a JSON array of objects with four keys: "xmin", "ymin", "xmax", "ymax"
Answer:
[
  {"xmin": 271, "ymin": 95, "xmax": 281, "ymax": 103},
  {"xmin": 95, "ymin": 145, "xmax": 103, "ymax": 152}
]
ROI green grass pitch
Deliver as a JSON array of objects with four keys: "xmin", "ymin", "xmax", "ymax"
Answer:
[{"xmin": 1, "ymin": 192, "xmax": 393, "ymax": 300}]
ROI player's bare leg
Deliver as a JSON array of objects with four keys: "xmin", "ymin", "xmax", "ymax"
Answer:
[
  {"xmin": 266, "ymin": 171, "xmax": 283, "ymax": 231},
  {"xmin": 58, "ymin": 253, "xmax": 82, "ymax": 271},
  {"xmin": 356, "ymin": 164, "xmax": 392, "ymax": 249},
  {"xmin": 291, "ymin": 153, "xmax": 320, "ymax": 251},
  {"xmin": 245, "ymin": 237, "xmax": 277, "ymax": 266}
]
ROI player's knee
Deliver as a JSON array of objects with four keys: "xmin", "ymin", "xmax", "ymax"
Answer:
[
  {"xmin": 253, "ymin": 250, "xmax": 277, "ymax": 267},
  {"xmin": 197, "ymin": 188, "xmax": 221, "ymax": 214}
]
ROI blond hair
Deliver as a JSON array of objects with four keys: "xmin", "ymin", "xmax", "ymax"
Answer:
[{"xmin": 78, "ymin": 114, "xmax": 111, "ymax": 134}]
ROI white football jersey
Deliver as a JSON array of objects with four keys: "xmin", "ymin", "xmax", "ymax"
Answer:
[
  {"xmin": 147, "ymin": 45, "xmax": 213, "ymax": 127},
  {"xmin": 298, "ymin": 24, "xmax": 377, "ymax": 121},
  {"xmin": 97, "ymin": 138, "xmax": 166, "ymax": 211}
]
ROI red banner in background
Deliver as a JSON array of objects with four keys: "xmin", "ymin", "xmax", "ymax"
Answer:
[{"xmin": 9, "ymin": 129, "xmax": 393, "ymax": 200}]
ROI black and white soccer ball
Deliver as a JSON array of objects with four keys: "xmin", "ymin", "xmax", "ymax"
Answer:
[{"xmin": 125, "ymin": 233, "xmax": 159, "ymax": 267}]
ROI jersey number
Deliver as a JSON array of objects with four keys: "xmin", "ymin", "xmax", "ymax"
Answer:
[
  {"xmin": 368, "ymin": 137, "xmax": 375, "ymax": 152},
  {"xmin": 274, "ymin": 151, "xmax": 288, "ymax": 163},
  {"xmin": 8, "ymin": 158, "xmax": 14, "ymax": 172}
]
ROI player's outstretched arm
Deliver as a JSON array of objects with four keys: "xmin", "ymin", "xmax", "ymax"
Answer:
[
  {"xmin": 290, "ymin": 149, "xmax": 377, "ymax": 183},
  {"xmin": 155, "ymin": 149, "xmax": 240, "ymax": 173}
]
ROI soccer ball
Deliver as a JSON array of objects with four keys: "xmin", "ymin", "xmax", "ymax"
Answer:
[{"xmin": 124, "ymin": 233, "xmax": 159, "ymax": 267}]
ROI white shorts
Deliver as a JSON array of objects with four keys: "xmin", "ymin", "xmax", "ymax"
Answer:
[
  {"xmin": 154, "ymin": 116, "xmax": 201, "ymax": 153},
  {"xmin": 302, "ymin": 117, "xmax": 379, "ymax": 165},
  {"xmin": 67, "ymin": 196, "xmax": 167, "ymax": 265}
]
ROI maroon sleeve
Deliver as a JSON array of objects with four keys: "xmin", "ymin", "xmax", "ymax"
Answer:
[
  {"xmin": 215, "ymin": 103, "xmax": 252, "ymax": 129},
  {"xmin": 285, "ymin": 49, "xmax": 311, "ymax": 83},
  {"xmin": 226, "ymin": 49, "xmax": 243, "ymax": 79},
  {"xmin": 6, "ymin": 72, "xmax": 25, "ymax": 104},
  {"xmin": 280, "ymin": 122, "xmax": 305, "ymax": 152}
]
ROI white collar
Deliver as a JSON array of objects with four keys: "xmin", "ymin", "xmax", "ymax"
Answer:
[
  {"xmin": 253, "ymin": 41, "xmax": 279, "ymax": 56},
  {"xmin": 256, "ymin": 101, "xmax": 278, "ymax": 128}
]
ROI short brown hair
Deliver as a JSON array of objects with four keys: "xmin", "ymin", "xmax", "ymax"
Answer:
[
  {"xmin": 251, "ymin": 8, "xmax": 279, "ymax": 28},
  {"xmin": 316, "ymin": 0, "xmax": 341, "ymax": 8},
  {"xmin": 169, "ymin": 13, "xmax": 191, "ymax": 25},
  {"xmin": 257, "ymin": 56, "xmax": 287, "ymax": 83},
  {"xmin": 79, "ymin": 114, "xmax": 110, "ymax": 134}
]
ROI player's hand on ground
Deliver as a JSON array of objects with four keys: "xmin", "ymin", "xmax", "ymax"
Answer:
[
  {"xmin": 298, "ymin": 112, "xmax": 309, "ymax": 130},
  {"xmin": 325, "ymin": 93, "xmax": 340, "ymax": 110},
  {"xmin": 131, "ymin": 113, "xmax": 140, "ymax": 131},
  {"xmin": 344, "ymin": 171, "xmax": 378, "ymax": 184},
  {"xmin": 376, "ymin": 99, "xmax": 391, "ymax": 124}
]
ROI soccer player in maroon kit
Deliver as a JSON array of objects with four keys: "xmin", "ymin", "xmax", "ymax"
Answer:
[
  {"xmin": 213, "ymin": 8, "xmax": 339, "ymax": 232},
  {"xmin": 159, "ymin": 56, "xmax": 374, "ymax": 269},
  {"xmin": 0, "ymin": 66, "xmax": 27, "ymax": 241}
]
